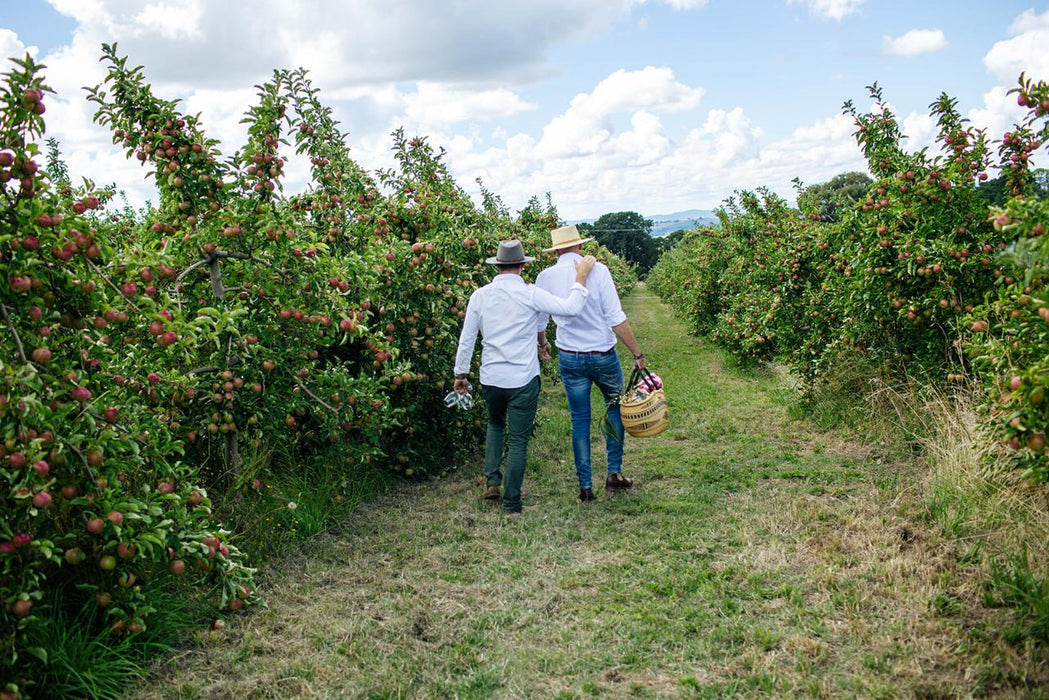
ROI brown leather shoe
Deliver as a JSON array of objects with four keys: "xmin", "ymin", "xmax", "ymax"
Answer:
[
  {"xmin": 483, "ymin": 485, "xmax": 500, "ymax": 501},
  {"xmin": 605, "ymin": 473, "xmax": 633, "ymax": 491},
  {"xmin": 579, "ymin": 488, "xmax": 595, "ymax": 502}
]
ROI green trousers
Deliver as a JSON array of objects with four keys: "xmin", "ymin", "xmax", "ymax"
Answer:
[{"xmin": 481, "ymin": 375, "xmax": 540, "ymax": 513}]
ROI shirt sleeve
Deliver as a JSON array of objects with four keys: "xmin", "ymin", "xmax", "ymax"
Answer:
[
  {"xmin": 533, "ymin": 270, "xmax": 551, "ymax": 332},
  {"xmin": 453, "ymin": 290, "xmax": 482, "ymax": 376},
  {"xmin": 596, "ymin": 265, "xmax": 628, "ymax": 326},
  {"xmin": 531, "ymin": 282, "xmax": 589, "ymax": 317}
]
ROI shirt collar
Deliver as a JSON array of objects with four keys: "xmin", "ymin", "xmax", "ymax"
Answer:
[
  {"xmin": 491, "ymin": 273, "xmax": 526, "ymax": 284},
  {"xmin": 557, "ymin": 252, "xmax": 582, "ymax": 264}
]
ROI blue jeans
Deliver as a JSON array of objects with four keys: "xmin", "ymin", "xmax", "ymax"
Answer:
[{"xmin": 558, "ymin": 350, "xmax": 625, "ymax": 490}]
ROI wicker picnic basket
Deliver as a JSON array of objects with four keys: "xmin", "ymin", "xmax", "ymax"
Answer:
[{"xmin": 619, "ymin": 366, "xmax": 669, "ymax": 438}]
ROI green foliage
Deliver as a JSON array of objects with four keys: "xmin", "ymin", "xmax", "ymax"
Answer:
[
  {"xmin": 650, "ymin": 189, "xmax": 835, "ymax": 371},
  {"xmin": 976, "ymin": 169, "xmax": 1049, "ymax": 207},
  {"xmin": 588, "ymin": 211, "xmax": 660, "ymax": 277},
  {"xmin": 796, "ymin": 171, "xmax": 873, "ymax": 223},
  {"xmin": 646, "ymin": 226, "xmax": 736, "ymax": 335},
  {"xmin": 649, "ymin": 75, "xmax": 1049, "ymax": 483},
  {"xmin": 961, "ymin": 74, "xmax": 1049, "ymax": 481},
  {"xmin": 656, "ymin": 228, "xmax": 689, "ymax": 253},
  {"xmin": 987, "ymin": 550, "xmax": 1049, "ymax": 644},
  {"xmin": 832, "ymin": 87, "xmax": 1000, "ymax": 376}
]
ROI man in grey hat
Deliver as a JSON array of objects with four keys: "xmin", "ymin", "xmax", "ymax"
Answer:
[
  {"xmin": 535, "ymin": 225, "xmax": 645, "ymax": 502},
  {"xmin": 454, "ymin": 239, "xmax": 597, "ymax": 515}
]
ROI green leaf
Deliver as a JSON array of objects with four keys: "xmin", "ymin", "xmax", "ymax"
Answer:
[{"xmin": 25, "ymin": 646, "xmax": 47, "ymax": 663}]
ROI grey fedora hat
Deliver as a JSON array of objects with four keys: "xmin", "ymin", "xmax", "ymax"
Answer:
[{"xmin": 485, "ymin": 239, "xmax": 535, "ymax": 265}]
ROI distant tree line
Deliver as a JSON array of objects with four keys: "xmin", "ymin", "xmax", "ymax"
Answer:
[{"xmin": 578, "ymin": 211, "xmax": 660, "ymax": 277}]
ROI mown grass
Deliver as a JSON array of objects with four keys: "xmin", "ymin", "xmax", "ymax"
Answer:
[{"xmin": 132, "ymin": 285, "xmax": 1048, "ymax": 698}]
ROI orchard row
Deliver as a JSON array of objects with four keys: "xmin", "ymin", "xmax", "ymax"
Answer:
[
  {"xmin": 650, "ymin": 77, "xmax": 1049, "ymax": 483},
  {"xmin": 0, "ymin": 47, "xmax": 634, "ymax": 696}
]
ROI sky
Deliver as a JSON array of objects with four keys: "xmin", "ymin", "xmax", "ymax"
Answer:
[{"xmin": 1, "ymin": 0, "xmax": 1047, "ymax": 221}]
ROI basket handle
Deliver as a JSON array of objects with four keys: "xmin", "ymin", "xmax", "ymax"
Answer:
[{"xmin": 626, "ymin": 365, "xmax": 659, "ymax": 393}]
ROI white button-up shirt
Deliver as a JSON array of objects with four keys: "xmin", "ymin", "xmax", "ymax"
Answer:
[
  {"xmin": 535, "ymin": 252, "xmax": 627, "ymax": 352},
  {"xmin": 455, "ymin": 273, "xmax": 590, "ymax": 389}
]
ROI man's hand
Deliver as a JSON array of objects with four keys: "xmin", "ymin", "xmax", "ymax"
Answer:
[
  {"xmin": 453, "ymin": 377, "xmax": 471, "ymax": 394},
  {"xmin": 633, "ymin": 354, "xmax": 647, "ymax": 370},
  {"xmin": 539, "ymin": 343, "xmax": 552, "ymax": 361},
  {"xmin": 573, "ymin": 255, "xmax": 597, "ymax": 284}
]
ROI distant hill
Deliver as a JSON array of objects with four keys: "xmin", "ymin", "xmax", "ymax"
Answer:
[
  {"xmin": 570, "ymin": 209, "xmax": 717, "ymax": 237},
  {"xmin": 648, "ymin": 210, "xmax": 718, "ymax": 237}
]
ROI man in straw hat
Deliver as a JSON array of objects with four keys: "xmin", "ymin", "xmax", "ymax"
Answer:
[
  {"xmin": 453, "ymin": 239, "xmax": 597, "ymax": 516},
  {"xmin": 535, "ymin": 224, "xmax": 645, "ymax": 502}
]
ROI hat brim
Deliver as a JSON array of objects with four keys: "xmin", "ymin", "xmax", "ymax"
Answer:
[
  {"xmin": 543, "ymin": 237, "xmax": 593, "ymax": 253},
  {"xmin": 485, "ymin": 255, "xmax": 535, "ymax": 264}
]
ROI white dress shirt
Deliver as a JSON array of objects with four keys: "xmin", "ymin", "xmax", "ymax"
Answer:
[
  {"xmin": 535, "ymin": 252, "xmax": 627, "ymax": 352},
  {"xmin": 455, "ymin": 273, "xmax": 590, "ymax": 389}
]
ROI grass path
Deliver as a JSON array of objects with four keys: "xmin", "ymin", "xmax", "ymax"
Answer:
[{"xmin": 137, "ymin": 285, "xmax": 1043, "ymax": 698}]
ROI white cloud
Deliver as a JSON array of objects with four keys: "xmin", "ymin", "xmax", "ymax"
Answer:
[
  {"xmin": 532, "ymin": 67, "xmax": 703, "ymax": 160},
  {"xmin": 1007, "ymin": 7, "xmax": 1049, "ymax": 35},
  {"xmin": 882, "ymin": 29, "xmax": 948, "ymax": 57},
  {"xmin": 655, "ymin": 0, "xmax": 709, "ymax": 8},
  {"xmin": 699, "ymin": 108, "xmax": 763, "ymax": 167},
  {"xmin": 134, "ymin": 1, "xmax": 205, "ymax": 40},
  {"xmin": 900, "ymin": 110, "xmax": 937, "ymax": 153},
  {"xmin": 632, "ymin": 0, "xmax": 709, "ymax": 9},
  {"xmin": 967, "ymin": 85, "xmax": 1026, "ymax": 144},
  {"xmin": 787, "ymin": 0, "xmax": 865, "ymax": 21},
  {"xmin": 2, "ymin": 0, "xmax": 656, "ymax": 209},
  {"xmin": 984, "ymin": 8, "xmax": 1049, "ymax": 82},
  {"xmin": 0, "ymin": 0, "xmax": 1032, "ymax": 223},
  {"xmin": 0, "ymin": 29, "xmax": 38, "ymax": 62},
  {"xmin": 35, "ymin": 0, "xmax": 638, "ymax": 90},
  {"xmin": 447, "ymin": 87, "xmax": 866, "ymax": 220},
  {"xmin": 584, "ymin": 67, "xmax": 705, "ymax": 116},
  {"xmin": 401, "ymin": 84, "xmax": 537, "ymax": 129}
]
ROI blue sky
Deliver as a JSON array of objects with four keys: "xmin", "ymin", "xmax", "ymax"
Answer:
[{"xmin": 1, "ymin": 0, "xmax": 1047, "ymax": 219}]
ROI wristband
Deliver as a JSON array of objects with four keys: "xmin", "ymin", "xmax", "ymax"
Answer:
[
  {"xmin": 633, "ymin": 353, "xmax": 644, "ymax": 360},
  {"xmin": 455, "ymin": 374, "xmax": 467, "ymax": 380}
]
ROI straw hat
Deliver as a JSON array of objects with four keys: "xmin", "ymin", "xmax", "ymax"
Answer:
[
  {"xmin": 485, "ymin": 239, "xmax": 535, "ymax": 265},
  {"xmin": 544, "ymin": 224, "xmax": 593, "ymax": 253}
]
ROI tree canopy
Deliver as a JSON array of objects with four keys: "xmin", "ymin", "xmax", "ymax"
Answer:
[
  {"xmin": 796, "ymin": 171, "xmax": 873, "ymax": 223},
  {"xmin": 583, "ymin": 211, "xmax": 660, "ymax": 277},
  {"xmin": 976, "ymin": 168, "xmax": 1049, "ymax": 207}
]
